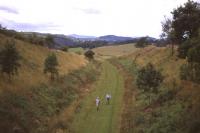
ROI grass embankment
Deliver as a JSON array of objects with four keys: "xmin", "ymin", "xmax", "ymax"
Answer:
[
  {"xmin": 0, "ymin": 62, "xmax": 99, "ymax": 133},
  {"xmin": 0, "ymin": 34, "xmax": 87, "ymax": 90},
  {"xmin": 71, "ymin": 61, "xmax": 124, "ymax": 133},
  {"xmin": 117, "ymin": 45, "xmax": 200, "ymax": 133},
  {"xmin": 0, "ymin": 34, "xmax": 100, "ymax": 133}
]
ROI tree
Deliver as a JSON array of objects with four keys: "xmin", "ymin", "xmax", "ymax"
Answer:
[
  {"xmin": 171, "ymin": 0, "xmax": 200, "ymax": 44},
  {"xmin": 135, "ymin": 37, "xmax": 149, "ymax": 48},
  {"xmin": 161, "ymin": 17, "xmax": 176, "ymax": 55},
  {"xmin": 44, "ymin": 53, "xmax": 59, "ymax": 80},
  {"xmin": 162, "ymin": 0, "xmax": 200, "ymax": 57},
  {"xmin": 136, "ymin": 63, "xmax": 164, "ymax": 103},
  {"xmin": 0, "ymin": 39, "xmax": 21, "ymax": 79},
  {"xmin": 45, "ymin": 34, "xmax": 54, "ymax": 48},
  {"xmin": 60, "ymin": 46, "xmax": 69, "ymax": 52},
  {"xmin": 84, "ymin": 50, "xmax": 95, "ymax": 60}
]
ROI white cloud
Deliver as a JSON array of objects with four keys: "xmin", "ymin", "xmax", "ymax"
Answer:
[{"xmin": 0, "ymin": 0, "xmax": 194, "ymax": 38}]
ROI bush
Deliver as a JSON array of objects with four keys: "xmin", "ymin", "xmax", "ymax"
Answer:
[
  {"xmin": 180, "ymin": 64, "xmax": 191, "ymax": 80},
  {"xmin": 0, "ymin": 39, "xmax": 21, "ymax": 79},
  {"xmin": 44, "ymin": 53, "xmax": 59, "ymax": 80},
  {"xmin": 84, "ymin": 50, "xmax": 95, "ymax": 60},
  {"xmin": 135, "ymin": 37, "xmax": 150, "ymax": 48},
  {"xmin": 136, "ymin": 63, "xmax": 164, "ymax": 94},
  {"xmin": 60, "ymin": 46, "xmax": 69, "ymax": 52}
]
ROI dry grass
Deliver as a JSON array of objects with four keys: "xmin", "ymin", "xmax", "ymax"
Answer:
[
  {"xmin": 0, "ymin": 34, "xmax": 87, "ymax": 91},
  {"xmin": 125, "ymin": 45, "xmax": 185, "ymax": 83},
  {"xmin": 93, "ymin": 43, "xmax": 139, "ymax": 59}
]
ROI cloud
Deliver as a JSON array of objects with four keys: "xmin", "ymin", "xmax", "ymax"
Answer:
[
  {"xmin": 0, "ymin": 6, "xmax": 18, "ymax": 14},
  {"xmin": 1, "ymin": 19, "xmax": 60, "ymax": 32},
  {"xmin": 75, "ymin": 8, "xmax": 101, "ymax": 14}
]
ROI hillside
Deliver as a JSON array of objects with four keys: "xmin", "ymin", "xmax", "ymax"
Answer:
[
  {"xmin": 0, "ymin": 33, "xmax": 87, "ymax": 90},
  {"xmin": 92, "ymin": 43, "xmax": 200, "ymax": 133},
  {"xmin": 115, "ymin": 45, "xmax": 200, "ymax": 133},
  {"xmin": 0, "ymin": 34, "xmax": 101, "ymax": 133}
]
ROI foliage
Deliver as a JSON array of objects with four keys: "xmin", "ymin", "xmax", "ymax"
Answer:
[
  {"xmin": 45, "ymin": 34, "xmax": 55, "ymax": 48},
  {"xmin": 84, "ymin": 50, "xmax": 95, "ymax": 60},
  {"xmin": 44, "ymin": 53, "xmax": 59, "ymax": 80},
  {"xmin": 180, "ymin": 64, "xmax": 191, "ymax": 80},
  {"xmin": 0, "ymin": 39, "xmax": 21, "ymax": 78},
  {"xmin": 162, "ymin": 0, "xmax": 200, "ymax": 56},
  {"xmin": 171, "ymin": 0, "xmax": 200, "ymax": 44},
  {"xmin": 187, "ymin": 44, "xmax": 200, "ymax": 63},
  {"xmin": 136, "ymin": 63, "xmax": 164, "ymax": 94},
  {"xmin": 180, "ymin": 44, "xmax": 200, "ymax": 83},
  {"xmin": 177, "ymin": 39, "xmax": 193, "ymax": 58},
  {"xmin": 60, "ymin": 46, "xmax": 69, "ymax": 52},
  {"xmin": 135, "ymin": 37, "xmax": 150, "ymax": 48},
  {"xmin": 0, "ymin": 62, "xmax": 99, "ymax": 133}
]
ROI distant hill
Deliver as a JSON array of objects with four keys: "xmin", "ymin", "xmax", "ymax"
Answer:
[
  {"xmin": 98, "ymin": 35, "xmax": 134, "ymax": 42},
  {"xmin": 0, "ymin": 27, "xmax": 158, "ymax": 48},
  {"xmin": 68, "ymin": 34, "xmax": 96, "ymax": 39}
]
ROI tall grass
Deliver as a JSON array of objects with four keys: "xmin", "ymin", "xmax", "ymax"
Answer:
[
  {"xmin": 0, "ymin": 62, "xmax": 100, "ymax": 133},
  {"xmin": 116, "ymin": 46, "xmax": 200, "ymax": 133}
]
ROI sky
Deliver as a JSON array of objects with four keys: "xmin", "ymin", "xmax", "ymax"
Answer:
[{"xmin": 0, "ymin": 0, "xmax": 196, "ymax": 38}]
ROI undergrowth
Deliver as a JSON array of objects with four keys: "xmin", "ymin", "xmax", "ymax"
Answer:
[
  {"xmin": 0, "ymin": 62, "xmax": 100, "ymax": 133},
  {"xmin": 115, "ymin": 57, "xmax": 200, "ymax": 133}
]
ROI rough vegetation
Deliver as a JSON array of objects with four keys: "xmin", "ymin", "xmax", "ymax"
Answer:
[
  {"xmin": 115, "ymin": 45, "xmax": 200, "ymax": 133},
  {"xmin": 0, "ymin": 33, "xmax": 100, "ymax": 133}
]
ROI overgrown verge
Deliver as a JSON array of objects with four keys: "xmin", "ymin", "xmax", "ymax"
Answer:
[
  {"xmin": 109, "ymin": 58, "xmax": 138, "ymax": 133},
  {"xmin": 0, "ymin": 61, "xmax": 100, "ymax": 133},
  {"xmin": 113, "ymin": 57, "xmax": 200, "ymax": 133}
]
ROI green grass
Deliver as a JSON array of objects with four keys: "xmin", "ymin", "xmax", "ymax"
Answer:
[
  {"xmin": 71, "ymin": 61, "xmax": 124, "ymax": 133},
  {"xmin": 69, "ymin": 47, "xmax": 84, "ymax": 54}
]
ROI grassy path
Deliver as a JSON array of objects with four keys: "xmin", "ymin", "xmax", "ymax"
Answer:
[{"xmin": 71, "ymin": 61, "xmax": 124, "ymax": 133}]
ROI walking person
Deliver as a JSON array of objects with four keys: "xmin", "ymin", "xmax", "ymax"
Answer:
[
  {"xmin": 96, "ymin": 97, "xmax": 100, "ymax": 111},
  {"xmin": 106, "ymin": 93, "xmax": 111, "ymax": 105}
]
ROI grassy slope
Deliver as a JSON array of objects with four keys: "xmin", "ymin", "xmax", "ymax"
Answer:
[
  {"xmin": 120, "ymin": 45, "xmax": 184, "ymax": 83},
  {"xmin": 0, "ymin": 34, "xmax": 87, "ymax": 90},
  {"xmin": 93, "ymin": 43, "xmax": 138, "ymax": 59},
  {"xmin": 117, "ymin": 45, "xmax": 200, "ymax": 133},
  {"xmin": 0, "ymin": 34, "xmax": 101, "ymax": 133},
  {"xmin": 71, "ymin": 61, "xmax": 124, "ymax": 133}
]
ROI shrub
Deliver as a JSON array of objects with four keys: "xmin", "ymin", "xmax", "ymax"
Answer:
[
  {"xmin": 0, "ymin": 39, "xmax": 21, "ymax": 79},
  {"xmin": 60, "ymin": 46, "xmax": 69, "ymax": 52},
  {"xmin": 84, "ymin": 50, "xmax": 95, "ymax": 60},
  {"xmin": 44, "ymin": 53, "xmax": 59, "ymax": 80},
  {"xmin": 135, "ymin": 37, "xmax": 150, "ymax": 48},
  {"xmin": 180, "ymin": 64, "xmax": 191, "ymax": 80},
  {"xmin": 136, "ymin": 63, "xmax": 164, "ymax": 94}
]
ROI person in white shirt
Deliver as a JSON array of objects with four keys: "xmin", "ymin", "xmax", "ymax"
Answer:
[
  {"xmin": 96, "ymin": 97, "xmax": 100, "ymax": 111},
  {"xmin": 106, "ymin": 94, "xmax": 111, "ymax": 104}
]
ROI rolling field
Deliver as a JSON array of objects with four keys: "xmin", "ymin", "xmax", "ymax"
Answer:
[
  {"xmin": 93, "ymin": 43, "xmax": 138, "ymax": 59},
  {"xmin": 71, "ymin": 61, "xmax": 124, "ymax": 133}
]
